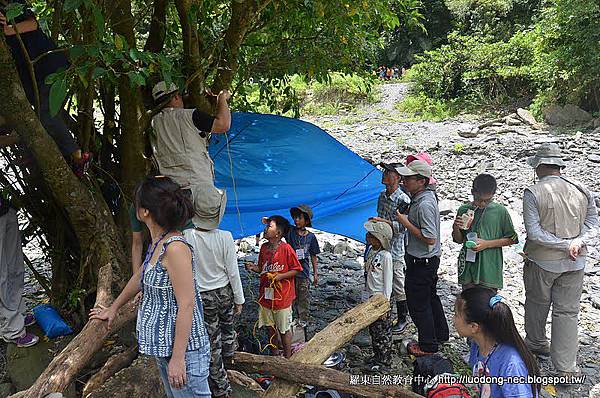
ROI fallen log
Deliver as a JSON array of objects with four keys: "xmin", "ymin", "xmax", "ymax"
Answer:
[
  {"xmin": 233, "ymin": 352, "xmax": 422, "ymax": 398},
  {"xmin": 10, "ymin": 265, "xmax": 138, "ymax": 398},
  {"xmin": 264, "ymin": 294, "xmax": 390, "ymax": 398},
  {"xmin": 82, "ymin": 344, "xmax": 139, "ymax": 397},
  {"xmin": 227, "ymin": 370, "xmax": 265, "ymax": 397}
]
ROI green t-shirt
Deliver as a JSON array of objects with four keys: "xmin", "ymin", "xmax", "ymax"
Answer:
[
  {"xmin": 456, "ymin": 202, "xmax": 518, "ymax": 289},
  {"xmin": 128, "ymin": 205, "xmax": 194, "ymax": 233}
]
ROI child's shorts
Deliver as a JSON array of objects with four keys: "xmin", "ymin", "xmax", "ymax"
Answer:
[{"xmin": 258, "ymin": 306, "xmax": 293, "ymax": 334}]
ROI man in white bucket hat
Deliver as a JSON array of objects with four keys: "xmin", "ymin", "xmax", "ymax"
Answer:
[{"xmin": 523, "ymin": 142, "xmax": 598, "ymax": 378}]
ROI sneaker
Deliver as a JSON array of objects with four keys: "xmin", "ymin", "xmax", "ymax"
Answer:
[
  {"xmin": 2, "ymin": 332, "xmax": 39, "ymax": 348},
  {"xmin": 392, "ymin": 318, "xmax": 409, "ymax": 334},
  {"xmin": 24, "ymin": 313, "xmax": 36, "ymax": 327},
  {"xmin": 407, "ymin": 342, "xmax": 436, "ymax": 357}
]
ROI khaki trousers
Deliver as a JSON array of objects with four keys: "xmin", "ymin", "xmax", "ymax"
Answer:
[
  {"xmin": 523, "ymin": 260, "xmax": 584, "ymax": 373},
  {"xmin": 392, "ymin": 259, "xmax": 406, "ymax": 302}
]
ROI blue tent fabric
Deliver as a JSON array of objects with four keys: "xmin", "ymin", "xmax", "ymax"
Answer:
[{"xmin": 209, "ymin": 112, "xmax": 382, "ymax": 242}]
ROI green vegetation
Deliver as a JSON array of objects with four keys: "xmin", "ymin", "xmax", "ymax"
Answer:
[
  {"xmin": 395, "ymin": 0, "xmax": 600, "ymax": 120},
  {"xmin": 236, "ymin": 73, "xmax": 381, "ymax": 117}
]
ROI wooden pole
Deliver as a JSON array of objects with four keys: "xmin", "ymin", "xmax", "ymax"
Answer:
[
  {"xmin": 233, "ymin": 352, "xmax": 422, "ymax": 398},
  {"xmin": 264, "ymin": 294, "xmax": 390, "ymax": 398}
]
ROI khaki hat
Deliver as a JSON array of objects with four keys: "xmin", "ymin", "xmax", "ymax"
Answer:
[
  {"xmin": 152, "ymin": 81, "xmax": 179, "ymax": 102},
  {"xmin": 290, "ymin": 204, "xmax": 313, "ymax": 227},
  {"xmin": 527, "ymin": 143, "xmax": 566, "ymax": 168},
  {"xmin": 190, "ymin": 183, "xmax": 227, "ymax": 230},
  {"xmin": 364, "ymin": 220, "xmax": 392, "ymax": 251},
  {"xmin": 395, "ymin": 159, "xmax": 432, "ymax": 178}
]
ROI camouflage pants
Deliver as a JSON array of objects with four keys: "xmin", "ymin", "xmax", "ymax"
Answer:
[
  {"xmin": 293, "ymin": 277, "xmax": 310, "ymax": 323},
  {"xmin": 201, "ymin": 284, "xmax": 237, "ymax": 397},
  {"xmin": 369, "ymin": 311, "xmax": 392, "ymax": 366}
]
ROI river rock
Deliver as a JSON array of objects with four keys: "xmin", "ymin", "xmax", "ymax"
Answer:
[
  {"xmin": 439, "ymin": 199, "xmax": 459, "ymax": 216},
  {"xmin": 516, "ymin": 108, "xmax": 539, "ymax": 127},
  {"xmin": 588, "ymin": 154, "xmax": 600, "ymax": 163},
  {"xmin": 543, "ymin": 104, "xmax": 593, "ymax": 126}
]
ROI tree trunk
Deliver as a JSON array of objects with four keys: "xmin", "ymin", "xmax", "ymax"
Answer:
[
  {"xmin": 232, "ymin": 352, "xmax": 422, "ymax": 398},
  {"xmin": 0, "ymin": 35, "xmax": 127, "ymax": 290},
  {"xmin": 264, "ymin": 294, "xmax": 390, "ymax": 398},
  {"xmin": 144, "ymin": 0, "xmax": 169, "ymax": 53},
  {"xmin": 211, "ymin": 0, "xmax": 272, "ymax": 93},
  {"xmin": 82, "ymin": 344, "xmax": 139, "ymax": 397}
]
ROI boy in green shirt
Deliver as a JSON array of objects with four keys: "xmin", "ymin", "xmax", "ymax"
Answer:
[{"xmin": 452, "ymin": 174, "xmax": 518, "ymax": 290}]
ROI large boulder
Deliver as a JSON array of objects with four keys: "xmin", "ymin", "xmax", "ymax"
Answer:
[{"xmin": 543, "ymin": 104, "xmax": 593, "ymax": 126}]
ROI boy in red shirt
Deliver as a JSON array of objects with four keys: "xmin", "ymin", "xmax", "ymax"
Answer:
[{"xmin": 245, "ymin": 215, "xmax": 302, "ymax": 358}]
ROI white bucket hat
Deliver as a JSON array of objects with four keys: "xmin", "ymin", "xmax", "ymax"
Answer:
[{"xmin": 364, "ymin": 220, "xmax": 392, "ymax": 250}]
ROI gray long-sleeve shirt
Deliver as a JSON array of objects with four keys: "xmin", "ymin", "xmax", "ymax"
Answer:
[{"xmin": 523, "ymin": 175, "xmax": 599, "ymax": 272}]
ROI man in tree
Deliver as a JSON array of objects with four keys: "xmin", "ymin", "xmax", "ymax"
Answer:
[
  {"xmin": 0, "ymin": 197, "xmax": 38, "ymax": 347},
  {"xmin": 150, "ymin": 81, "xmax": 231, "ymax": 222},
  {"xmin": 523, "ymin": 143, "xmax": 598, "ymax": 377},
  {"xmin": 0, "ymin": 0, "xmax": 90, "ymax": 176}
]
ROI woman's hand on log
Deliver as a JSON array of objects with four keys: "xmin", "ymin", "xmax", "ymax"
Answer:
[
  {"xmin": 168, "ymin": 356, "xmax": 187, "ymax": 389},
  {"xmin": 89, "ymin": 304, "xmax": 117, "ymax": 329}
]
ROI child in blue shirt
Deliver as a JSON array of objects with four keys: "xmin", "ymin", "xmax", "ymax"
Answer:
[{"xmin": 454, "ymin": 287, "xmax": 540, "ymax": 398}]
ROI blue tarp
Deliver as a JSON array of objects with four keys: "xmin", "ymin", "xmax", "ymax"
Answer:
[{"xmin": 209, "ymin": 112, "xmax": 382, "ymax": 242}]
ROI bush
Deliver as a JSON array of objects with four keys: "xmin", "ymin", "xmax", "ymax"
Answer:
[{"xmin": 407, "ymin": 32, "xmax": 538, "ymax": 106}]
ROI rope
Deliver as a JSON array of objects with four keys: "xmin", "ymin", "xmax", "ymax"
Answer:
[{"xmin": 224, "ymin": 131, "xmax": 245, "ymax": 237}]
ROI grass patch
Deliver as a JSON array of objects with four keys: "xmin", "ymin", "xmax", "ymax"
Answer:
[{"xmin": 396, "ymin": 93, "xmax": 464, "ymax": 122}]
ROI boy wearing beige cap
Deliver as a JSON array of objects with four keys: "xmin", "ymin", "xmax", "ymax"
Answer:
[{"xmin": 363, "ymin": 220, "xmax": 394, "ymax": 372}]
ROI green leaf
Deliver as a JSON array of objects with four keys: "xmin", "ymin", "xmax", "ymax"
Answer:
[
  {"xmin": 92, "ymin": 67, "xmax": 107, "ymax": 79},
  {"xmin": 63, "ymin": 0, "xmax": 82, "ymax": 12},
  {"xmin": 129, "ymin": 48, "xmax": 140, "ymax": 62},
  {"xmin": 114, "ymin": 35, "xmax": 125, "ymax": 51},
  {"xmin": 49, "ymin": 77, "xmax": 67, "ymax": 117},
  {"xmin": 92, "ymin": 6, "xmax": 105, "ymax": 33},
  {"xmin": 69, "ymin": 45, "xmax": 86, "ymax": 60},
  {"xmin": 127, "ymin": 71, "xmax": 145, "ymax": 87},
  {"xmin": 5, "ymin": 3, "xmax": 25, "ymax": 20}
]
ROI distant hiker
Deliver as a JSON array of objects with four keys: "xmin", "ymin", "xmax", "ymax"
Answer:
[
  {"xmin": 150, "ymin": 81, "xmax": 230, "ymax": 226},
  {"xmin": 455, "ymin": 288, "xmax": 540, "ymax": 398},
  {"xmin": 370, "ymin": 162, "xmax": 411, "ymax": 333},
  {"xmin": 363, "ymin": 220, "xmax": 394, "ymax": 372},
  {"xmin": 184, "ymin": 184, "xmax": 244, "ymax": 398},
  {"xmin": 244, "ymin": 215, "xmax": 302, "ymax": 358},
  {"xmin": 286, "ymin": 205, "xmax": 320, "ymax": 327},
  {"xmin": 1, "ymin": 0, "xmax": 91, "ymax": 176},
  {"xmin": 91, "ymin": 176, "xmax": 211, "ymax": 397},
  {"xmin": 395, "ymin": 160, "xmax": 449, "ymax": 356},
  {"xmin": 0, "ymin": 197, "xmax": 38, "ymax": 347},
  {"xmin": 522, "ymin": 143, "xmax": 598, "ymax": 377},
  {"xmin": 452, "ymin": 174, "xmax": 518, "ymax": 291}
]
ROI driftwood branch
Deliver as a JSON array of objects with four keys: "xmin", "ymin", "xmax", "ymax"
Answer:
[
  {"xmin": 82, "ymin": 344, "xmax": 139, "ymax": 397},
  {"xmin": 264, "ymin": 294, "xmax": 391, "ymax": 398},
  {"xmin": 232, "ymin": 352, "xmax": 422, "ymax": 398}
]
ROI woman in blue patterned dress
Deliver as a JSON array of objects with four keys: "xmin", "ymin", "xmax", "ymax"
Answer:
[{"xmin": 90, "ymin": 176, "xmax": 211, "ymax": 397}]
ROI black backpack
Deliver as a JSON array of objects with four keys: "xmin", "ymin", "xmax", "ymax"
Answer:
[{"xmin": 412, "ymin": 354, "xmax": 454, "ymax": 395}]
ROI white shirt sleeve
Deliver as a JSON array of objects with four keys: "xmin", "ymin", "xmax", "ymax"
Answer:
[
  {"xmin": 223, "ymin": 231, "xmax": 245, "ymax": 305},
  {"xmin": 382, "ymin": 252, "xmax": 393, "ymax": 300}
]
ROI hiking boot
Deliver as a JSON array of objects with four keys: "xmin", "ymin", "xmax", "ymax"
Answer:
[
  {"xmin": 407, "ymin": 342, "xmax": 436, "ymax": 357},
  {"xmin": 24, "ymin": 313, "xmax": 36, "ymax": 327},
  {"xmin": 3, "ymin": 332, "xmax": 39, "ymax": 348},
  {"xmin": 392, "ymin": 317, "xmax": 409, "ymax": 334},
  {"xmin": 528, "ymin": 344, "xmax": 550, "ymax": 357}
]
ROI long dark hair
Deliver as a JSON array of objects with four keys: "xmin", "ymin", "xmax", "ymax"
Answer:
[
  {"xmin": 458, "ymin": 287, "xmax": 540, "ymax": 396},
  {"xmin": 134, "ymin": 175, "xmax": 193, "ymax": 231}
]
